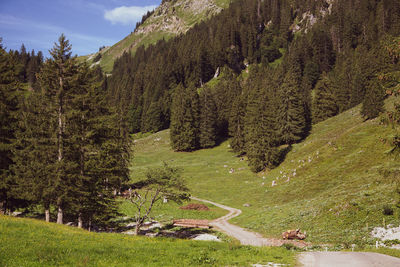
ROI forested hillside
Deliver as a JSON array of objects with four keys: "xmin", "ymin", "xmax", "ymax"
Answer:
[
  {"xmin": 107, "ymin": 0, "xmax": 400, "ymax": 172},
  {"xmin": 86, "ymin": 0, "xmax": 232, "ymax": 72}
]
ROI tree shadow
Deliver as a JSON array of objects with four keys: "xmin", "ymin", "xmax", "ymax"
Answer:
[{"xmin": 276, "ymin": 144, "xmax": 293, "ymax": 166}]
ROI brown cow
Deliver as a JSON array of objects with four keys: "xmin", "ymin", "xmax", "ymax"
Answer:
[{"xmin": 282, "ymin": 229, "xmax": 306, "ymax": 240}]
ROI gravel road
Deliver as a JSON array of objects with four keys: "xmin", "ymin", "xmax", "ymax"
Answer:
[
  {"xmin": 298, "ymin": 252, "xmax": 400, "ymax": 267},
  {"xmin": 192, "ymin": 197, "xmax": 286, "ymax": 246}
]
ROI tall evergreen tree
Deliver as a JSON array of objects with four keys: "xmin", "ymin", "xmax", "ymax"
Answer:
[
  {"xmin": 199, "ymin": 86, "xmax": 218, "ymax": 148},
  {"xmin": 229, "ymin": 93, "xmax": 247, "ymax": 154},
  {"xmin": 361, "ymin": 78, "xmax": 385, "ymax": 120},
  {"xmin": 278, "ymin": 66, "xmax": 306, "ymax": 145},
  {"xmin": 0, "ymin": 40, "xmax": 24, "ymax": 214},
  {"xmin": 170, "ymin": 84, "xmax": 200, "ymax": 151},
  {"xmin": 244, "ymin": 68, "xmax": 279, "ymax": 172},
  {"xmin": 13, "ymin": 91, "xmax": 57, "ymax": 221},
  {"xmin": 37, "ymin": 34, "xmax": 79, "ymax": 224},
  {"xmin": 312, "ymin": 74, "xmax": 339, "ymax": 124},
  {"xmin": 68, "ymin": 63, "xmax": 130, "ymax": 228}
]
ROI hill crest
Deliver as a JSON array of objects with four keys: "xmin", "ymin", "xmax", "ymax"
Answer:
[{"xmin": 87, "ymin": 0, "xmax": 230, "ymax": 72}]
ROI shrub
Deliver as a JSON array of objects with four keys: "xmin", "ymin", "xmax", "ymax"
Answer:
[{"xmin": 383, "ymin": 205, "xmax": 394, "ymax": 216}]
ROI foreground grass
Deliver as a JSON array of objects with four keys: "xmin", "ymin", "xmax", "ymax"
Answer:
[
  {"xmin": 131, "ymin": 97, "xmax": 400, "ymax": 246},
  {"xmin": 0, "ymin": 216, "xmax": 295, "ymax": 267},
  {"xmin": 363, "ymin": 247, "xmax": 400, "ymax": 258}
]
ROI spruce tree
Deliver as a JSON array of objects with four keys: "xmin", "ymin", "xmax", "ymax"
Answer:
[
  {"xmin": 244, "ymin": 68, "xmax": 279, "ymax": 172},
  {"xmin": 361, "ymin": 78, "xmax": 385, "ymax": 120},
  {"xmin": 199, "ymin": 86, "xmax": 218, "ymax": 148},
  {"xmin": 170, "ymin": 84, "xmax": 200, "ymax": 151},
  {"xmin": 141, "ymin": 101, "xmax": 163, "ymax": 133},
  {"xmin": 278, "ymin": 67, "xmax": 306, "ymax": 145},
  {"xmin": 0, "ymin": 40, "xmax": 24, "ymax": 214},
  {"xmin": 312, "ymin": 74, "xmax": 339, "ymax": 124},
  {"xmin": 13, "ymin": 91, "xmax": 57, "ymax": 221},
  {"xmin": 229, "ymin": 93, "xmax": 247, "ymax": 154},
  {"xmin": 67, "ymin": 63, "xmax": 130, "ymax": 228},
  {"xmin": 36, "ymin": 34, "xmax": 79, "ymax": 224},
  {"xmin": 244, "ymin": 87, "xmax": 267, "ymax": 172}
]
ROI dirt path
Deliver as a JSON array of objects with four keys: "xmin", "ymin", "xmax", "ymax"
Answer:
[
  {"xmin": 192, "ymin": 197, "xmax": 306, "ymax": 247},
  {"xmin": 193, "ymin": 197, "xmax": 400, "ymax": 266},
  {"xmin": 298, "ymin": 252, "xmax": 400, "ymax": 267}
]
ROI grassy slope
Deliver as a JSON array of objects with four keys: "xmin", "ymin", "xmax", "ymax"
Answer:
[
  {"xmin": 132, "ymin": 96, "xmax": 400, "ymax": 245},
  {"xmin": 0, "ymin": 216, "xmax": 295, "ymax": 267},
  {"xmin": 88, "ymin": 0, "xmax": 232, "ymax": 73}
]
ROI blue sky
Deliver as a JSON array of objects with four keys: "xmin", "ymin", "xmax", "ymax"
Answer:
[{"xmin": 0, "ymin": 0, "xmax": 161, "ymax": 57}]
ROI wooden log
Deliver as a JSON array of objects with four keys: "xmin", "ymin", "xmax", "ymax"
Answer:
[{"xmin": 173, "ymin": 219, "xmax": 210, "ymax": 229}]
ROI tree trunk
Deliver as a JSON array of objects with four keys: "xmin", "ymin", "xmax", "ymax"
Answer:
[
  {"xmin": 57, "ymin": 206, "xmax": 63, "ymax": 224},
  {"xmin": 45, "ymin": 209, "xmax": 50, "ymax": 222},
  {"xmin": 134, "ymin": 222, "xmax": 142, "ymax": 236},
  {"xmin": 78, "ymin": 213, "xmax": 83, "ymax": 228},
  {"xmin": 88, "ymin": 219, "xmax": 92, "ymax": 232},
  {"xmin": 0, "ymin": 201, "xmax": 5, "ymax": 215}
]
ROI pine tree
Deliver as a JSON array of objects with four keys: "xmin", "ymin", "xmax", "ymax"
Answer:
[
  {"xmin": 244, "ymin": 68, "xmax": 279, "ymax": 172},
  {"xmin": 361, "ymin": 78, "xmax": 385, "ymax": 120},
  {"xmin": 0, "ymin": 40, "xmax": 24, "ymax": 214},
  {"xmin": 312, "ymin": 74, "xmax": 339, "ymax": 124},
  {"xmin": 213, "ymin": 69, "xmax": 241, "ymax": 137},
  {"xmin": 36, "ymin": 34, "xmax": 79, "ymax": 224},
  {"xmin": 229, "ymin": 93, "xmax": 247, "ymax": 154},
  {"xmin": 141, "ymin": 101, "xmax": 163, "ymax": 133},
  {"xmin": 13, "ymin": 91, "xmax": 57, "ymax": 221},
  {"xmin": 199, "ymin": 86, "xmax": 218, "ymax": 148},
  {"xmin": 170, "ymin": 84, "xmax": 200, "ymax": 151},
  {"xmin": 278, "ymin": 67, "xmax": 306, "ymax": 145},
  {"xmin": 67, "ymin": 63, "xmax": 130, "ymax": 228},
  {"xmin": 244, "ymin": 87, "xmax": 266, "ymax": 172}
]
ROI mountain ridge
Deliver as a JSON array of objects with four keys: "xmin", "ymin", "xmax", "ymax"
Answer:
[{"xmin": 86, "ymin": 0, "xmax": 231, "ymax": 73}]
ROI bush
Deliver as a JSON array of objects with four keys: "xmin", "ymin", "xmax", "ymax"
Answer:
[
  {"xmin": 93, "ymin": 53, "xmax": 102, "ymax": 63},
  {"xmin": 383, "ymin": 205, "xmax": 394, "ymax": 216}
]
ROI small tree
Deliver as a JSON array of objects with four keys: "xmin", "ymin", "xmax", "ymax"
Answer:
[{"xmin": 129, "ymin": 163, "xmax": 190, "ymax": 235}]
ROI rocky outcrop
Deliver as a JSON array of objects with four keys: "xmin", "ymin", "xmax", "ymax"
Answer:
[{"xmin": 135, "ymin": 0, "xmax": 223, "ymax": 35}]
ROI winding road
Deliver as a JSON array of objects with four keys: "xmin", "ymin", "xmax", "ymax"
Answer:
[
  {"xmin": 192, "ymin": 197, "xmax": 400, "ymax": 266},
  {"xmin": 192, "ymin": 196, "xmax": 296, "ymax": 247},
  {"xmin": 192, "ymin": 197, "xmax": 272, "ymax": 246}
]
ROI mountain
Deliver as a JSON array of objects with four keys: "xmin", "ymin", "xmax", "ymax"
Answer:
[
  {"xmin": 85, "ymin": 0, "xmax": 232, "ymax": 73},
  {"xmin": 106, "ymin": 0, "xmax": 399, "ymax": 157}
]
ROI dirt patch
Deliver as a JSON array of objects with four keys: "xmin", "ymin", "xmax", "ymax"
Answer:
[{"xmin": 180, "ymin": 203, "xmax": 209, "ymax": 210}]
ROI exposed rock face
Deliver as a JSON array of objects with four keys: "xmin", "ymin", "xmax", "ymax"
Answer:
[
  {"xmin": 135, "ymin": 0, "xmax": 223, "ymax": 35},
  {"xmin": 291, "ymin": 0, "xmax": 334, "ymax": 34}
]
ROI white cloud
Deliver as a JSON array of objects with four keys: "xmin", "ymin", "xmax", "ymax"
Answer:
[
  {"xmin": 104, "ymin": 5, "xmax": 157, "ymax": 25},
  {"xmin": 0, "ymin": 14, "xmax": 117, "ymax": 56}
]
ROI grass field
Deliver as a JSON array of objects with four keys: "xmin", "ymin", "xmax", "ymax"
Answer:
[
  {"xmin": 0, "ymin": 215, "xmax": 295, "ymax": 267},
  {"xmin": 131, "ymin": 96, "xmax": 400, "ymax": 246},
  {"xmin": 119, "ymin": 198, "xmax": 228, "ymax": 222}
]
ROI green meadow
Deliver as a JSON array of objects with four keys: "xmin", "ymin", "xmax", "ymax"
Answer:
[{"xmin": 0, "ymin": 216, "xmax": 295, "ymax": 267}]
